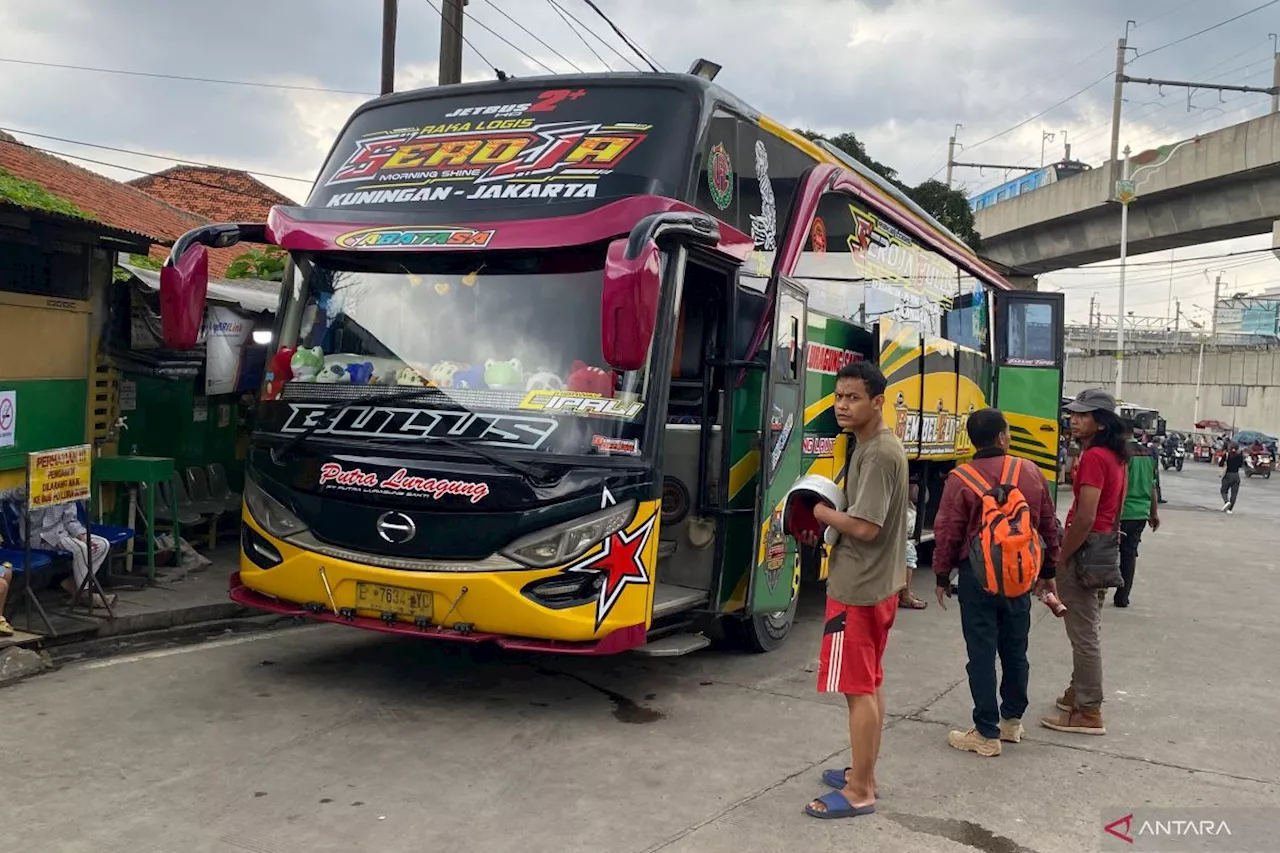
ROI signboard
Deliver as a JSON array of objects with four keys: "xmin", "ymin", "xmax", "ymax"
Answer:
[
  {"xmin": 1116, "ymin": 179, "xmax": 1135, "ymax": 205},
  {"xmin": 204, "ymin": 307, "xmax": 251, "ymax": 395},
  {"xmin": 27, "ymin": 444, "xmax": 91, "ymax": 509},
  {"xmin": 119, "ymin": 380, "xmax": 137, "ymax": 412},
  {"xmin": 0, "ymin": 390, "xmax": 15, "ymax": 447}
]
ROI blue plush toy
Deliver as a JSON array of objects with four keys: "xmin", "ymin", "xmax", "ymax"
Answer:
[
  {"xmin": 453, "ymin": 364, "xmax": 487, "ymax": 390},
  {"xmin": 346, "ymin": 362, "xmax": 375, "ymax": 384}
]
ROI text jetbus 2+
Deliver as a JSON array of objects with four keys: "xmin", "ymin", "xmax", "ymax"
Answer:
[{"xmin": 160, "ymin": 63, "xmax": 1065, "ymax": 656}]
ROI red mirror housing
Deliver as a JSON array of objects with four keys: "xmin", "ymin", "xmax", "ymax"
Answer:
[
  {"xmin": 601, "ymin": 237, "xmax": 661, "ymax": 372},
  {"xmin": 160, "ymin": 243, "xmax": 210, "ymax": 350}
]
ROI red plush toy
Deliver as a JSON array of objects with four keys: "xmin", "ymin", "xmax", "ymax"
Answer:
[
  {"xmin": 262, "ymin": 346, "xmax": 296, "ymax": 401},
  {"xmin": 567, "ymin": 360, "xmax": 615, "ymax": 398}
]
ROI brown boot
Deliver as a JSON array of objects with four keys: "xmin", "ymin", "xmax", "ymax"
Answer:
[
  {"xmin": 1055, "ymin": 686, "xmax": 1076, "ymax": 712},
  {"xmin": 1039, "ymin": 706, "xmax": 1105, "ymax": 735}
]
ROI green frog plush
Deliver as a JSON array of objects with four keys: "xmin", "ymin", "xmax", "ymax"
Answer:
[
  {"xmin": 289, "ymin": 346, "xmax": 324, "ymax": 382},
  {"xmin": 484, "ymin": 357, "xmax": 524, "ymax": 391}
]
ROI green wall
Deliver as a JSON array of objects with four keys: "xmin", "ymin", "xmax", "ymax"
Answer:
[
  {"xmin": 0, "ymin": 378, "xmax": 89, "ymax": 472},
  {"xmin": 120, "ymin": 374, "xmax": 243, "ymax": 490}
]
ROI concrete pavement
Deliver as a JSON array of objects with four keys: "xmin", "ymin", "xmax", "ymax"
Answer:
[{"xmin": 3, "ymin": 459, "xmax": 1277, "ymax": 853}]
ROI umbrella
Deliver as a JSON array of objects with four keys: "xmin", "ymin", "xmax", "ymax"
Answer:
[{"xmin": 1195, "ymin": 420, "xmax": 1232, "ymax": 431}]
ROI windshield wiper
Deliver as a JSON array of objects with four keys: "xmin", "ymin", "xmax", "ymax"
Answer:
[{"xmin": 270, "ymin": 387, "xmax": 443, "ymax": 463}]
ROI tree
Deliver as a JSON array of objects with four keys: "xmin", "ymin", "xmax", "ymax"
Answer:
[
  {"xmin": 795, "ymin": 129, "xmax": 981, "ymax": 252},
  {"xmin": 225, "ymin": 247, "xmax": 287, "ymax": 281}
]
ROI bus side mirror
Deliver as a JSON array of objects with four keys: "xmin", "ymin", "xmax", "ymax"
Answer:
[
  {"xmin": 601, "ymin": 237, "xmax": 661, "ymax": 372},
  {"xmin": 160, "ymin": 243, "xmax": 210, "ymax": 350}
]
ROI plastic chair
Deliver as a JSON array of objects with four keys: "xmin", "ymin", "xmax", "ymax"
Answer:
[
  {"xmin": 77, "ymin": 502, "xmax": 134, "ymax": 548},
  {"xmin": 1, "ymin": 499, "xmax": 71, "ymax": 559},
  {"xmin": 1, "ymin": 547, "xmax": 56, "ymax": 635},
  {"xmin": 171, "ymin": 473, "xmax": 220, "ymax": 550},
  {"xmin": 141, "ymin": 480, "xmax": 202, "ymax": 526},
  {"xmin": 206, "ymin": 463, "xmax": 242, "ymax": 514}
]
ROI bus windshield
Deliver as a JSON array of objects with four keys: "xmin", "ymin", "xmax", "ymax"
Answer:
[{"xmin": 270, "ymin": 250, "xmax": 652, "ymax": 459}]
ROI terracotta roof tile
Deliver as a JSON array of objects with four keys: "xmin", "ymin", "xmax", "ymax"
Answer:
[
  {"xmin": 127, "ymin": 166, "xmax": 296, "ymax": 223},
  {"xmin": 0, "ymin": 132, "xmax": 243, "ymax": 276}
]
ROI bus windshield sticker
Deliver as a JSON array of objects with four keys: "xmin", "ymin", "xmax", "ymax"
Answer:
[
  {"xmin": 591, "ymin": 435, "xmax": 641, "ymax": 456},
  {"xmin": 334, "ymin": 226, "xmax": 495, "ymax": 249},
  {"xmin": 707, "ymin": 142, "xmax": 733, "ymax": 210},
  {"xmin": 749, "ymin": 140, "xmax": 777, "ymax": 251},
  {"xmin": 517, "ymin": 390, "xmax": 644, "ymax": 420},
  {"xmin": 319, "ymin": 462, "xmax": 491, "ymax": 503},
  {"xmin": 279, "ymin": 403, "xmax": 558, "ymax": 449}
]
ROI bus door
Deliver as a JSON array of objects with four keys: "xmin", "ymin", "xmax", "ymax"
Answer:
[
  {"xmin": 876, "ymin": 318, "xmax": 924, "ymax": 459},
  {"xmin": 745, "ymin": 279, "xmax": 808, "ymax": 614},
  {"xmin": 993, "ymin": 290, "xmax": 1065, "ymax": 494}
]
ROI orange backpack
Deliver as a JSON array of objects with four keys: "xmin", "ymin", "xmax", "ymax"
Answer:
[{"xmin": 950, "ymin": 457, "xmax": 1044, "ymax": 597}]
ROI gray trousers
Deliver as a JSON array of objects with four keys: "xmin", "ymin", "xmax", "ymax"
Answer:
[
  {"xmin": 1058, "ymin": 560, "xmax": 1106, "ymax": 710},
  {"xmin": 1221, "ymin": 472, "xmax": 1241, "ymax": 509}
]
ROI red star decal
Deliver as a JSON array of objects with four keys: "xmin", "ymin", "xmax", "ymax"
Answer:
[{"xmin": 566, "ymin": 514, "xmax": 656, "ymax": 630}]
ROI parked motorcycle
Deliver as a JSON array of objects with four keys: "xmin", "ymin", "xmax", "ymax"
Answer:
[{"xmin": 1244, "ymin": 452, "xmax": 1272, "ymax": 479}]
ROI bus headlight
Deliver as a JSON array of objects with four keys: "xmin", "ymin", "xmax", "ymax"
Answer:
[
  {"xmin": 244, "ymin": 477, "xmax": 309, "ymax": 540},
  {"xmin": 501, "ymin": 500, "xmax": 635, "ymax": 568}
]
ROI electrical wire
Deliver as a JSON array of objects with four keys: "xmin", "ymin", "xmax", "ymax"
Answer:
[
  {"xmin": 962, "ymin": 69, "xmax": 1115, "ymax": 153},
  {"xmin": 464, "ymin": 6, "xmax": 558, "ymax": 74},
  {"xmin": 547, "ymin": 0, "xmax": 638, "ymax": 71},
  {"xmin": 425, "ymin": 0, "xmax": 502, "ymax": 77},
  {"xmin": 482, "ymin": 0, "xmax": 584, "ymax": 72},
  {"xmin": 0, "ymin": 136, "xmax": 297, "ymax": 204},
  {"xmin": 577, "ymin": 0, "xmax": 662, "ymax": 72},
  {"xmin": 1132, "ymin": 0, "xmax": 1280, "ymax": 61},
  {"xmin": 0, "ymin": 55, "xmax": 374, "ymax": 96},
  {"xmin": 545, "ymin": 0, "xmax": 613, "ymax": 70},
  {"xmin": 0, "ymin": 126, "xmax": 313, "ymax": 184}
]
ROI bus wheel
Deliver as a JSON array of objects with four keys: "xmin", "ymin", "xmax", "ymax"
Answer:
[{"xmin": 731, "ymin": 593, "xmax": 799, "ymax": 653}]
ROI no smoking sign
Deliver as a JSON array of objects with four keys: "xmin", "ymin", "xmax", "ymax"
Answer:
[{"xmin": 0, "ymin": 391, "xmax": 15, "ymax": 447}]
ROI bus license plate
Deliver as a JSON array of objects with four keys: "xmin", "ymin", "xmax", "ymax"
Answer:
[{"xmin": 355, "ymin": 583, "xmax": 434, "ymax": 620}]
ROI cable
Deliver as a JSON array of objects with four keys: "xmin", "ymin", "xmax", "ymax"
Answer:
[
  {"xmin": 0, "ymin": 55, "xmax": 373, "ymax": 96},
  {"xmin": 545, "ymin": 0, "xmax": 613, "ymax": 70},
  {"xmin": 1133, "ymin": 0, "xmax": 1280, "ymax": 61},
  {"xmin": 482, "ymin": 0, "xmax": 583, "ymax": 72},
  {"xmin": 0, "ymin": 126, "xmax": 312, "ymax": 184},
  {"xmin": 576, "ymin": 0, "xmax": 661, "ymax": 72},
  {"xmin": 425, "ymin": 0, "xmax": 501, "ymax": 77},
  {"xmin": 464, "ymin": 5, "xmax": 558, "ymax": 74},
  {"xmin": 0, "ymin": 137, "xmax": 295, "ymax": 205},
  {"xmin": 963, "ymin": 69, "xmax": 1115, "ymax": 153},
  {"xmin": 547, "ymin": 0, "xmax": 638, "ymax": 71},
  {"xmin": 1135, "ymin": 0, "xmax": 1209, "ymax": 27}
]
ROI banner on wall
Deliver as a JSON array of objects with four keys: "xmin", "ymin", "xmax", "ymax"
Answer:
[{"xmin": 204, "ymin": 307, "xmax": 251, "ymax": 395}]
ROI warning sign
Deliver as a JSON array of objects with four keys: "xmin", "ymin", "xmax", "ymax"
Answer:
[
  {"xmin": 0, "ymin": 390, "xmax": 15, "ymax": 448},
  {"xmin": 28, "ymin": 444, "xmax": 92, "ymax": 509}
]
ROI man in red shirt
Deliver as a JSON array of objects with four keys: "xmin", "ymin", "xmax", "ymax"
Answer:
[
  {"xmin": 1041, "ymin": 388, "xmax": 1128, "ymax": 736},
  {"xmin": 932, "ymin": 408, "xmax": 1061, "ymax": 756}
]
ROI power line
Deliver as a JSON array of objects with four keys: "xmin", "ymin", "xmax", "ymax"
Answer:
[
  {"xmin": 464, "ymin": 5, "xmax": 558, "ymax": 74},
  {"xmin": 578, "ymin": 0, "xmax": 662, "ymax": 72},
  {"xmin": 0, "ymin": 55, "xmax": 374, "ymax": 96},
  {"xmin": 547, "ymin": 0, "xmax": 638, "ymax": 71},
  {"xmin": 425, "ymin": 0, "xmax": 501, "ymax": 77},
  {"xmin": 545, "ymin": 0, "xmax": 613, "ymax": 70},
  {"xmin": 1056, "ymin": 246, "xmax": 1280, "ymax": 272},
  {"xmin": 0, "ymin": 136, "xmax": 296, "ymax": 205},
  {"xmin": 963, "ymin": 69, "xmax": 1115, "ymax": 152},
  {"xmin": 0, "ymin": 126, "xmax": 313, "ymax": 184},
  {"xmin": 1133, "ymin": 0, "xmax": 1280, "ymax": 61},
  {"xmin": 482, "ymin": 0, "xmax": 583, "ymax": 72}
]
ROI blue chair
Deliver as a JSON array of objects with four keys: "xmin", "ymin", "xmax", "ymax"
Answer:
[
  {"xmin": 1, "ymin": 499, "xmax": 72, "ymax": 559},
  {"xmin": 77, "ymin": 503, "xmax": 134, "ymax": 548},
  {"xmin": 0, "ymin": 546, "xmax": 56, "ymax": 635}
]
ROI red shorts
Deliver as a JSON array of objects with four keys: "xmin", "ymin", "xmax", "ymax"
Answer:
[{"xmin": 817, "ymin": 594, "xmax": 898, "ymax": 695}]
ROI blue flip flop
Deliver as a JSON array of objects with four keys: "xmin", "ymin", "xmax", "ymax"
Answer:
[
  {"xmin": 805, "ymin": 790, "xmax": 877, "ymax": 820},
  {"xmin": 821, "ymin": 768, "xmax": 879, "ymax": 798}
]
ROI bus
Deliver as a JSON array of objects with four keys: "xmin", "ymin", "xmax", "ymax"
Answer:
[{"xmin": 159, "ymin": 66, "xmax": 1065, "ymax": 656}]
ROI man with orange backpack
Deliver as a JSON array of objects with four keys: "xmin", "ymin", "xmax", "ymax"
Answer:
[{"xmin": 932, "ymin": 408, "xmax": 1061, "ymax": 757}]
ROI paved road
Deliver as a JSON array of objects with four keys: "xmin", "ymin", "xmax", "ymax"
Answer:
[{"xmin": 5, "ymin": 459, "xmax": 1278, "ymax": 853}]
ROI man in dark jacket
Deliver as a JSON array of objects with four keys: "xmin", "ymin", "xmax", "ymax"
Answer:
[{"xmin": 932, "ymin": 408, "xmax": 1062, "ymax": 757}]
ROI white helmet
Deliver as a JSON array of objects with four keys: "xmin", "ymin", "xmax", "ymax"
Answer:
[{"xmin": 783, "ymin": 474, "xmax": 847, "ymax": 546}]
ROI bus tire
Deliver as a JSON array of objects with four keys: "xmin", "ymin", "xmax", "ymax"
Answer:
[{"xmin": 731, "ymin": 592, "xmax": 799, "ymax": 653}]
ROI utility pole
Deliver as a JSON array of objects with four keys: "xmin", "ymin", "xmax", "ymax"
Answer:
[
  {"xmin": 1272, "ymin": 34, "xmax": 1279, "ymax": 114},
  {"xmin": 1088, "ymin": 294, "xmax": 1097, "ymax": 354},
  {"xmin": 438, "ymin": 0, "xmax": 467, "ymax": 86},
  {"xmin": 1114, "ymin": 145, "xmax": 1131, "ymax": 402},
  {"xmin": 381, "ymin": 0, "xmax": 397, "ymax": 95},
  {"xmin": 1109, "ymin": 25, "xmax": 1133, "ymax": 185},
  {"xmin": 1041, "ymin": 130, "xmax": 1055, "ymax": 167},
  {"xmin": 1211, "ymin": 272, "xmax": 1222, "ymax": 344},
  {"xmin": 1174, "ymin": 299, "xmax": 1181, "ymax": 333},
  {"xmin": 945, "ymin": 123, "xmax": 961, "ymax": 187}
]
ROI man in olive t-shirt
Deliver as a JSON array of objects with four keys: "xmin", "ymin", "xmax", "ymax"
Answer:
[{"xmin": 803, "ymin": 361, "xmax": 909, "ymax": 820}]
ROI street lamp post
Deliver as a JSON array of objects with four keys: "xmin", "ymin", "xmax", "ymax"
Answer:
[{"xmin": 1115, "ymin": 147, "xmax": 1132, "ymax": 401}]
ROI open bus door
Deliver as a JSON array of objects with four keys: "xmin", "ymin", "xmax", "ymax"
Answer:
[
  {"xmin": 993, "ymin": 290, "xmax": 1065, "ymax": 495},
  {"xmin": 744, "ymin": 279, "xmax": 808, "ymax": 623}
]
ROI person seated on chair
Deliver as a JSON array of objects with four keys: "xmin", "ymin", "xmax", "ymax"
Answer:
[{"xmin": 2, "ymin": 490, "xmax": 114, "ymax": 609}]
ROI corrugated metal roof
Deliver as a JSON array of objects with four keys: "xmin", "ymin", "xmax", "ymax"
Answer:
[{"xmin": 122, "ymin": 262, "xmax": 281, "ymax": 314}]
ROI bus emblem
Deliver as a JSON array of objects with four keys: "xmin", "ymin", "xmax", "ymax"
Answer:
[{"xmin": 707, "ymin": 142, "xmax": 733, "ymax": 210}]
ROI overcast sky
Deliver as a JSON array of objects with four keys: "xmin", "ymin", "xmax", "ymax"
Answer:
[{"xmin": 2, "ymin": 0, "xmax": 1279, "ymax": 324}]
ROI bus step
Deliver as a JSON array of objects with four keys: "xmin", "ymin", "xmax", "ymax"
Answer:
[
  {"xmin": 652, "ymin": 582, "xmax": 709, "ymax": 619},
  {"xmin": 657, "ymin": 539, "xmax": 678, "ymax": 560},
  {"xmin": 633, "ymin": 633, "xmax": 711, "ymax": 657}
]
